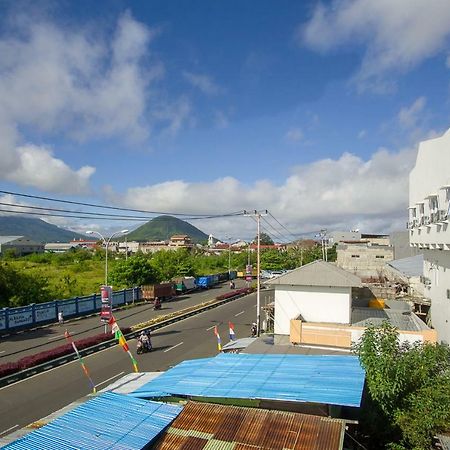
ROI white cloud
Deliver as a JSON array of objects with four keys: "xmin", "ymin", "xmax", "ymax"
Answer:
[
  {"xmin": 0, "ymin": 11, "xmax": 186, "ymax": 193},
  {"xmin": 300, "ymin": 0, "xmax": 450, "ymax": 90},
  {"xmin": 5, "ymin": 145, "xmax": 95, "ymax": 194},
  {"xmin": 110, "ymin": 146, "xmax": 417, "ymax": 238},
  {"xmin": 447, "ymin": 54, "xmax": 450, "ymax": 68},
  {"xmin": 183, "ymin": 71, "xmax": 222, "ymax": 95},
  {"xmin": 358, "ymin": 130, "xmax": 367, "ymax": 139},
  {"xmin": 285, "ymin": 127, "xmax": 304, "ymax": 142},
  {"xmin": 398, "ymin": 97, "xmax": 426, "ymax": 129}
]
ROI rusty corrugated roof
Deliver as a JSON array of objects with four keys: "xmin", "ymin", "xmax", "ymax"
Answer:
[{"xmin": 153, "ymin": 402, "xmax": 346, "ymax": 450}]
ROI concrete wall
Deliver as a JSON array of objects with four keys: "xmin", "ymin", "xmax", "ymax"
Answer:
[
  {"xmin": 336, "ymin": 243, "xmax": 394, "ymax": 278},
  {"xmin": 390, "ymin": 231, "xmax": 421, "ymax": 260},
  {"xmin": 274, "ymin": 285, "xmax": 351, "ymax": 335},
  {"xmin": 289, "ymin": 320, "xmax": 437, "ymax": 348}
]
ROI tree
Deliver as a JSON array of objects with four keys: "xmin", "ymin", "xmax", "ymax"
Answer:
[
  {"xmin": 353, "ymin": 322, "xmax": 450, "ymax": 449},
  {"xmin": 254, "ymin": 233, "xmax": 274, "ymax": 245},
  {"xmin": 109, "ymin": 255, "xmax": 158, "ymax": 287}
]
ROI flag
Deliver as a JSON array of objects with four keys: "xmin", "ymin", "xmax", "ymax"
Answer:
[
  {"xmin": 64, "ymin": 330, "xmax": 96, "ymax": 393},
  {"xmin": 214, "ymin": 325, "xmax": 222, "ymax": 352},
  {"xmin": 109, "ymin": 316, "xmax": 138, "ymax": 372},
  {"xmin": 229, "ymin": 322, "xmax": 236, "ymax": 341}
]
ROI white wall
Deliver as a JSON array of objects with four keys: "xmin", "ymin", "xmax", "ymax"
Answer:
[
  {"xmin": 351, "ymin": 328, "xmax": 424, "ymax": 346},
  {"xmin": 274, "ymin": 285, "xmax": 351, "ymax": 335},
  {"xmin": 423, "ymin": 249, "xmax": 450, "ymax": 344}
]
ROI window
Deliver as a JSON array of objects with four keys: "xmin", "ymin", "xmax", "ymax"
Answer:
[
  {"xmin": 351, "ymin": 255, "xmax": 360, "ymax": 258},
  {"xmin": 375, "ymin": 255, "xmax": 384, "ymax": 259},
  {"xmin": 447, "ymin": 289, "xmax": 450, "ymax": 299}
]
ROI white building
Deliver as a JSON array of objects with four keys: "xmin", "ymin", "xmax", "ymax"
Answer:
[
  {"xmin": 267, "ymin": 260, "xmax": 362, "ymax": 335},
  {"xmin": 409, "ymin": 128, "xmax": 450, "ymax": 344},
  {"xmin": 0, "ymin": 236, "xmax": 44, "ymax": 256}
]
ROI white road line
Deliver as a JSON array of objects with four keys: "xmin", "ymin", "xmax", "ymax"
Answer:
[
  {"xmin": 94, "ymin": 371, "xmax": 125, "ymax": 389},
  {"xmin": 0, "ymin": 350, "xmax": 5, "ymax": 354},
  {"xmin": 48, "ymin": 334, "xmax": 65, "ymax": 340},
  {"xmin": 234, "ymin": 311, "xmax": 245, "ymax": 317},
  {"xmin": 164, "ymin": 342, "xmax": 184, "ymax": 353},
  {"xmin": 206, "ymin": 325, "xmax": 216, "ymax": 331},
  {"xmin": 0, "ymin": 424, "xmax": 19, "ymax": 436}
]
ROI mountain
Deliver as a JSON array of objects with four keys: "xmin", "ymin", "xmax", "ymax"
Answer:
[
  {"xmin": 0, "ymin": 216, "xmax": 88, "ymax": 243},
  {"xmin": 125, "ymin": 215, "xmax": 209, "ymax": 243}
]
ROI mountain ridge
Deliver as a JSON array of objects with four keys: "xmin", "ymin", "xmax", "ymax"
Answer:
[
  {"xmin": 0, "ymin": 216, "xmax": 88, "ymax": 243},
  {"xmin": 125, "ymin": 215, "xmax": 209, "ymax": 243}
]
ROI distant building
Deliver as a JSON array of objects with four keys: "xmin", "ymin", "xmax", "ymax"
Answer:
[
  {"xmin": 328, "ymin": 230, "xmax": 361, "ymax": 244},
  {"xmin": 70, "ymin": 238, "xmax": 97, "ymax": 249},
  {"xmin": 0, "ymin": 236, "xmax": 44, "ymax": 256},
  {"xmin": 44, "ymin": 242, "xmax": 80, "ymax": 253},
  {"xmin": 168, "ymin": 235, "xmax": 193, "ymax": 248},
  {"xmin": 336, "ymin": 241, "xmax": 394, "ymax": 279}
]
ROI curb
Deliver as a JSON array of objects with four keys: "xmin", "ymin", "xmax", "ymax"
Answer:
[{"xmin": 0, "ymin": 290, "xmax": 252, "ymax": 388}]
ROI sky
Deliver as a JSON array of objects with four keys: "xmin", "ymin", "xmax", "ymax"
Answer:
[{"xmin": 0, "ymin": 0, "xmax": 449, "ymax": 242}]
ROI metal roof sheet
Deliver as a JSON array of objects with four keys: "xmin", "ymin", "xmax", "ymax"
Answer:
[
  {"xmin": 131, "ymin": 353, "xmax": 365, "ymax": 408},
  {"xmin": 0, "ymin": 236, "xmax": 23, "ymax": 245},
  {"xmin": 351, "ymin": 307, "xmax": 429, "ymax": 331},
  {"xmin": 387, "ymin": 254, "xmax": 423, "ymax": 277},
  {"xmin": 2, "ymin": 392, "xmax": 182, "ymax": 450},
  {"xmin": 153, "ymin": 401, "xmax": 346, "ymax": 450},
  {"xmin": 266, "ymin": 260, "xmax": 362, "ymax": 288}
]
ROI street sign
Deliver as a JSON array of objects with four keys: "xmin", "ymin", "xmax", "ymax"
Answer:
[
  {"xmin": 100, "ymin": 285, "xmax": 113, "ymax": 323},
  {"xmin": 246, "ymin": 264, "xmax": 253, "ymax": 281}
]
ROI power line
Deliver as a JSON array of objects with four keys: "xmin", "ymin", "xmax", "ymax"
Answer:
[
  {"xmin": 0, "ymin": 209, "xmax": 149, "ymax": 221},
  {"xmin": 0, "ymin": 190, "xmax": 243, "ymax": 219},
  {"xmin": 268, "ymin": 212, "xmax": 298, "ymax": 240}
]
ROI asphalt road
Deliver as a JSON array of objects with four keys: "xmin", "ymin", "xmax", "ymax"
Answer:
[
  {"xmin": 0, "ymin": 280, "xmax": 255, "ymax": 363},
  {"xmin": 0, "ymin": 289, "xmax": 273, "ymax": 437}
]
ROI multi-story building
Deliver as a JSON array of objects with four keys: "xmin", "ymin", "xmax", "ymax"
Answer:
[{"xmin": 409, "ymin": 128, "xmax": 450, "ymax": 343}]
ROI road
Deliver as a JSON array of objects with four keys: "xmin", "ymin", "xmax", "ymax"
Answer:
[
  {"xmin": 0, "ymin": 289, "xmax": 273, "ymax": 437},
  {"xmin": 0, "ymin": 280, "xmax": 263, "ymax": 363}
]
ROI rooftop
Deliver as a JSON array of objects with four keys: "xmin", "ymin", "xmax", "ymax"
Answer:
[
  {"xmin": 351, "ymin": 307, "xmax": 429, "ymax": 331},
  {"xmin": 154, "ymin": 401, "xmax": 346, "ymax": 450},
  {"xmin": 0, "ymin": 236, "xmax": 24, "ymax": 245},
  {"xmin": 266, "ymin": 260, "xmax": 362, "ymax": 288},
  {"xmin": 387, "ymin": 254, "xmax": 424, "ymax": 278},
  {"xmin": 130, "ymin": 353, "xmax": 365, "ymax": 408},
  {"xmin": 1, "ymin": 392, "xmax": 182, "ymax": 450}
]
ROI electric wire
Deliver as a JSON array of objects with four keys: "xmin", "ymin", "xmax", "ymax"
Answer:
[{"xmin": 0, "ymin": 190, "xmax": 243, "ymax": 219}]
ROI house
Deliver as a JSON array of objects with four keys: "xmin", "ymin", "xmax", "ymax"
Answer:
[
  {"xmin": 266, "ymin": 260, "xmax": 436, "ymax": 348},
  {"xmin": 0, "ymin": 236, "xmax": 44, "ymax": 256},
  {"xmin": 267, "ymin": 260, "xmax": 362, "ymax": 336},
  {"xmin": 168, "ymin": 234, "xmax": 193, "ymax": 248},
  {"xmin": 409, "ymin": 127, "xmax": 450, "ymax": 344}
]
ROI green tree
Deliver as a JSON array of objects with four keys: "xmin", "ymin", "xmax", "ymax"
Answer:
[
  {"xmin": 254, "ymin": 233, "xmax": 274, "ymax": 245},
  {"xmin": 109, "ymin": 255, "xmax": 158, "ymax": 287},
  {"xmin": 353, "ymin": 322, "xmax": 450, "ymax": 449}
]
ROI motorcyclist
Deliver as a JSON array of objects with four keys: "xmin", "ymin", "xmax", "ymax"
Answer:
[
  {"xmin": 154, "ymin": 297, "xmax": 161, "ymax": 310},
  {"xmin": 251, "ymin": 322, "xmax": 257, "ymax": 337},
  {"xmin": 229, "ymin": 280, "xmax": 235, "ymax": 289},
  {"xmin": 138, "ymin": 331, "xmax": 152, "ymax": 351}
]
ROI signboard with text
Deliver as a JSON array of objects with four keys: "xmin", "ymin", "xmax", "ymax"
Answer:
[
  {"xmin": 246, "ymin": 264, "xmax": 253, "ymax": 281},
  {"xmin": 100, "ymin": 285, "xmax": 113, "ymax": 323}
]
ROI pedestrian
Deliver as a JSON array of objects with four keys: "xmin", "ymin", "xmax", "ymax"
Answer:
[{"xmin": 58, "ymin": 311, "xmax": 64, "ymax": 325}]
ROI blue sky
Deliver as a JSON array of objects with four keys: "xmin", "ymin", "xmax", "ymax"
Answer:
[{"xmin": 0, "ymin": 0, "xmax": 449, "ymax": 241}]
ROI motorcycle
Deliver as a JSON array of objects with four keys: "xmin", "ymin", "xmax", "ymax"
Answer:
[
  {"xmin": 251, "ymin": 324, "xmax": 257, "ymax": 338},
  {"xmin": 137, "ymin": 336, "xmax": 152, "ymax": 354},
  {"xmin": 153, "ymin": 298, "xmax": 162, "ymax": 310}
]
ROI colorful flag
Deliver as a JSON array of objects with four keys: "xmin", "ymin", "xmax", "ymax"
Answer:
[
  {"xmin": 109, "ymin": 316, "xmax": 138, "ymax": 372},
  {"xmin": 229, "ymin": 321, "xmax": 236, "ymax": 341},
  {"xmin": 64, "ymin": 330, "xmax": 96, "ymax": 393},
  {"xmin": 214, "ymin": 325, "xmax": 222, "ymax": 352}
]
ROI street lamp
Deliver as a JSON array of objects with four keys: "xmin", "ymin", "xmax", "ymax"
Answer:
[
  {"xmin": 86, "ymin": 229, "xmax": 129, "ymax": 285},
  {"xmin": 226, "ymin": 236, "xmax": 232, "ymax": 278}
]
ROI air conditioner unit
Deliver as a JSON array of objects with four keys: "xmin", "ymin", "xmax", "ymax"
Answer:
[
  {"xmin": 423, "ymin": 216, "xmax": 431, "ymax": 225},
  {"xmin": 420, "ymin": 275, "xmax": 432, "ymax": 286},
  {"xmin": 430, "ymin": 212, "xmax": 438, "ymax": 223}
]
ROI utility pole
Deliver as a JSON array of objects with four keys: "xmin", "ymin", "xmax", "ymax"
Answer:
[{"xmin": 244, "ymin": 209, "xmax": 268, "ymax": 337}]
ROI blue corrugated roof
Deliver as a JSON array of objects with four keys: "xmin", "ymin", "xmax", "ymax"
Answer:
[
  {"xmin": 131, "ymin": 353, "xmax": 365, "ymax": 408},
  {"xmin": 3, "ymin": 392, "xmax": 182, "ymax": 450}
]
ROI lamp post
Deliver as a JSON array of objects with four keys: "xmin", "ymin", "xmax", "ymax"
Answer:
[
  {"xmin": 226, "ymin": 236, "xmax": 232, "ymax": 278},
  {"xmin": 86, "ymin": 229, "xmax": 129, "ymax": 285}
]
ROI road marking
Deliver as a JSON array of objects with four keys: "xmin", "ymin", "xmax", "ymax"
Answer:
[
  {"xmin": 0, "ymin": 424, "xmax": 19, "ymax": 436},
  {"xmin": 94, "ymin": 371, "xmax": 125, "ymax": 389},
  {"xmin": 48, "ymin": 334, "xmax": 65, "ymax": 340},
  {"xmin": 164, "ymin": 341, "xmax": 184, "ymax": 353},
  {"xmin": 234, "ymin": 311, "xmax": 245, "ymax": 317},
  {"xmin": 206, "ymin": 325, "xmax": 216, "ymax": 331},
  {"xmin": 0, "ymin": 350, "xmax": 5, "ymax": 354}
]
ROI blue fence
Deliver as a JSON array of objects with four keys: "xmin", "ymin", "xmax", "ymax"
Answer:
[{"xmin": 0, "ymin": 288, "xmax": 141, "ymax": 334}]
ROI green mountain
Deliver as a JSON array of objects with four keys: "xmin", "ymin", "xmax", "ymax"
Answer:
[
  {"xmin": 125, "ymin": 215, "xmax": 209, "ymax": 243},
  {"xmin": 0, "ymin": 216, "xmax": 87, "ymax": 243}
]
